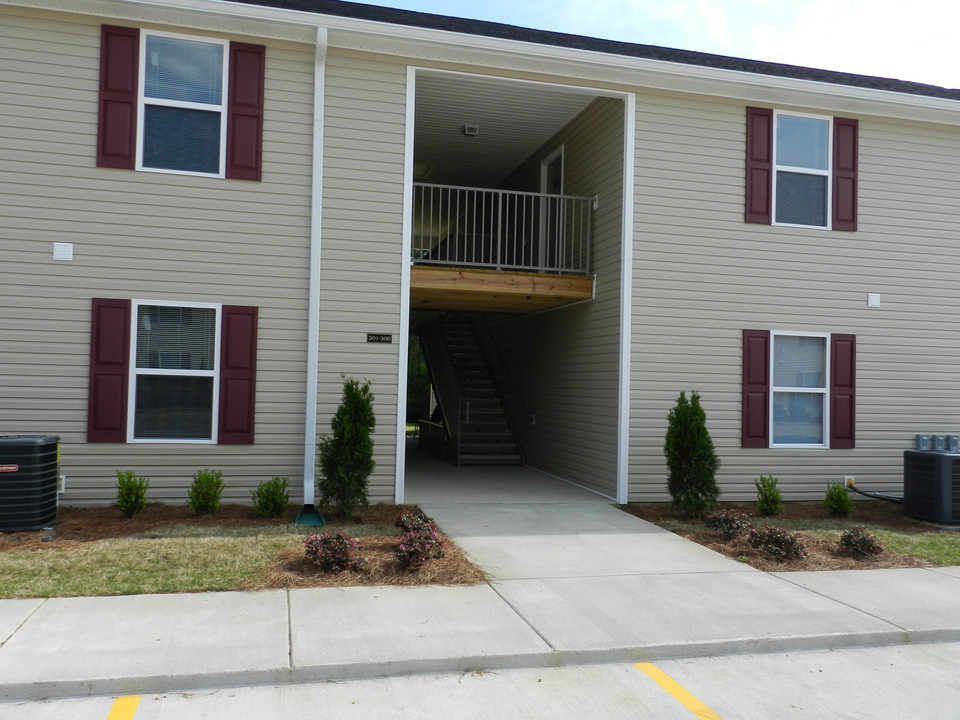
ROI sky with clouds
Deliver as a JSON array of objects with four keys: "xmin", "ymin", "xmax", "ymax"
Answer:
[{"xmin": 361, "ymin": 0, "xmax": 960, "ymax": 90}]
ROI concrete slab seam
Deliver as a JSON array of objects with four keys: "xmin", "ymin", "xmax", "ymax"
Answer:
[
  {"xmin": 486, "ymin": 582, "xmax": 559, "ymax": 651},
  {"xmin": 0, "ymin": 599, "xmax": 46, "ymax": 648},
  {"xmin": 766, "ymin": 572, "xmax": 913, "ymax": 633},
  {"xmin": 285, "ymin": 589, "xmax": 294, "ymax": 670}
]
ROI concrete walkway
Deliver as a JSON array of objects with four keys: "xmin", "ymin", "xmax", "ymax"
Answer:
[{"xmin": 2, "ymin": 474, "xmax": 960, "ymax": 701}]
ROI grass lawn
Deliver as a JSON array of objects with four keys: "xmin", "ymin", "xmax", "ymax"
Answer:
[{"xmin": 0, "ymin": 505, "xmax": 485, "ymax": 599}]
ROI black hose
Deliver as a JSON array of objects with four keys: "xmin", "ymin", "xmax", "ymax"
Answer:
[{"xmin": 848, "ymin": 484, "xmax": 903, "ymax": 504}]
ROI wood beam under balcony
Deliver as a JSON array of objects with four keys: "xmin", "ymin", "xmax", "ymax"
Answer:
[{"xmin": 410, "ymin": 265, "xmax": 594, "ymax": 314}]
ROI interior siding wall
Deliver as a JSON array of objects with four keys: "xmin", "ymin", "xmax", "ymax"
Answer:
[
  {"xmin": 486, "ymin": 97, "xmax": 625, "ymax": 497},
  {"xmin": 629, "ymin": 89, "xmax": 960, "ymax": 501},
  {"xmin": 0, "ymin": 8, "xmax": 314, "ymax": 505}
]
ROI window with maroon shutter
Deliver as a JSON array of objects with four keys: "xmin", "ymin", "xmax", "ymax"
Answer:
[
  {"xmin": 745, "ymin": 108, "xmax": 857, "ymax": 231},
  {"xmin": 742, "ymin": 330, "xmax": 856, "ymax": 449},
  {"xmin": 88, "ymin": 300, "xmax": 258, "ymax": 444},
  {"xmin": 218, "ymin": 306, "xmax": 258, "ymax": 444},
  {"xmin": 745, "ymin": 108, "xmax": 773, "ymax": 225},
  {"xmin": 87, "ymin": 298, "xmax": 131, "ymax": 442},
  {"xmin": 830, "ymin": 334, "xmax": 856, "ymax": 448},
  {"xmin": 226, "ymin": 43, "xmax": 265, "ymax": 181},
  {"xmin": 96, "ymin": 25, "xmax": 264, "ymax": 180},
  {"xmin": 742, "ymin": 329, "xmax": 770, "ymax": 448},
  {"xmin": 97, "ymin": 26, "xmax": 139, "ymax": 170}
]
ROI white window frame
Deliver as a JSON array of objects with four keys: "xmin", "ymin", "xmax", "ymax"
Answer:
[
  {"xmin": 770, "ymin": 330, "xmax": 831, "ymax": 449},
  {"xmin": 771, "ymin": 110, "xmax": 832, "ymax": 230},
  {"xmin": 136, "ymin": 29, "xmax": 229, "ymax": 178},
  {"xmin": 126, "ymin": 299, "xmax": 222, "ymax": 444}
]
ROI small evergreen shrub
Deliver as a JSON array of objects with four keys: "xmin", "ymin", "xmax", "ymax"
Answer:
[
  {"xmin": 318, "ymin": 377, "xmax": 376, "ymax": 517},
  {"xmin": 396, "ymin": 528, "xmax": 445, "ymax": 570},
  {"xmin": 748, "ymin": 524, "xmax": 808, "ymax": 562},
  {"xmin": 838, "ymin": 524, "xmax": 883, "ymax": 558},
  {"xmin": 304, "ymin": 530, "xmax": 368, "ymax": 572},
  {"xmin": 824, "ymin": 482, "xmax": 855, "ymax": 517},
  {"xmin": 663, "ymin": 391, "xmax": 721, "ymax": 516},
  {"xmin": 755, "ymin": 474, "xmax": 784, "ymax": 516},
  {"xmin": 705, "ymin": 509, "xmax": 752, "ymax": 540},
  {"xmin": 115, "ymin": 470, "xmax": 149, "ymax": 518},
  {"xmin": 251, "ymin": 476, "xmax": 290, "ymax": 518},
  {"xmin": 188, "ymin": 468, "xmax": 224, "ymax": 514}
]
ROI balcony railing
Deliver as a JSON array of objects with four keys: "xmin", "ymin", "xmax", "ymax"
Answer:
[{"xmin": 412, "ymin": 183, "xmax": 593, "ymax": 275}]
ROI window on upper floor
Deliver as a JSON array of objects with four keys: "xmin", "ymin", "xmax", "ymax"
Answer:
[
  {"xmin": 97, "ymin": 25, "xmax": 265, "ymax": 180},
  {"xmin": 745, "ymin": 108, "xmax": 858, "ymax": 231},
  {"xmin": 87, "ymin": 298, "xmax": 258, "ymax": 444},
  {"xmin": 742, "ymin": 330, "xmax": 855, "ymax": 449},
  {"xmin": 140, "ymin": 33, "xmax": 227, "ymax": 176}
]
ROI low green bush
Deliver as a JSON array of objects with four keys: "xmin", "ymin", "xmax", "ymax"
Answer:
[
  {"xmin": 824, "ymin": 482, "xmax": 855, "ymax": 517},
  {"xmin": 115, "ymin": 470, "xmax": 149, "ymax": 518},
  {"xmin": 838, "ymin": 524, "xmax": 883, "ymax": 558},
  {"xmin": 705, "ymin": 509, "xmax": 752, "ymax": 540},
  {"xmin": 251, "ymin": 476, "xmax": 290, "ymax": 518},
  {"xmin": 188, "ymin": 468, "xmax": 224, "ymax": 514},
  {"xmin": 754, "ymin": 474, "xmax": 784, "ymax": 516},
  {"xmin": 748, "ymin": 524, "xmax": 808, "ymax": 562},
  {"xmin": 304, "ymin": 530, "xmax": 368, "ymax": 572}
]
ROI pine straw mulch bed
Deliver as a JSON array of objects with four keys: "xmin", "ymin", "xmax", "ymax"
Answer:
[
  {"xmin": 624, "ymin": 500, "xmax": 945, "ymax": 572},
  {"xmin": 0, "ymin": 503, "xmax": 487, "ymax": 589}
]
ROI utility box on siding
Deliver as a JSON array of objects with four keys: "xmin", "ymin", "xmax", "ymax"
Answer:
[{"xmin": 0, "ymin": 435, "xmax": 59, "ymax": 531}]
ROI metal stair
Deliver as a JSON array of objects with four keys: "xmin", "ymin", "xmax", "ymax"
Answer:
[{"xmin": 419, "ymin": 317, "xmax": 522, "ymax": 466}]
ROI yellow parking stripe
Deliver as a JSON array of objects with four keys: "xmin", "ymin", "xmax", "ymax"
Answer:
[
  {"xmin": 106, "ymin": 696, "xmax": 140, "ymax": 720},
  {"xmin": 634, "ymin": 663, "xmax": 723, "ymax": 720}
]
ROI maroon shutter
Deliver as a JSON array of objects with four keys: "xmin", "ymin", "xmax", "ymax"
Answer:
[
  {"xmin": 87, "ymin": 298, "xmax": 131, "ymax": 442},
  {"xmin": 218, "ymin": 306, "xmax": 258, "ymax": 444},
  {"xmin": 830, "ymin": 334, "xmax": 856, "ymax": 448},
  {"xmin": 225, "ymin": 42, "xmax": 265, "ymax": 181},
  {"xmin": 742, "ymin": 329, "xmax": 770, "ymax": 448},
  {"xmin": 745, "ymin": 107, "xmax": 773, "ymax": 224},
  {"xmin": 832, "ymin": 117, "xmax": 858, "ymax": 232},
  {"xmin": 97, "ymin": 25, "xmax": 139, "ymax": 170}
]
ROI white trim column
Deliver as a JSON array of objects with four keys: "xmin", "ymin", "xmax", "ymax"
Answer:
[
  {"xmin": 617, "ymin": 92, "xmax": 636, "ymax": 505},
  {"xmin": 302, "ymin": 26, "xmax": 328, "ymax": 506}
]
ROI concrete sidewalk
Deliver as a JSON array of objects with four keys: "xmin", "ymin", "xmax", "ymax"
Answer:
[{"xmin": 2, "ymin": 502, "xmax": 960, "ymax": 702}]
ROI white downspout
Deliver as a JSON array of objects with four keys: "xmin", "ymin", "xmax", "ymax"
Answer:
[
  {"xmin": 302, "ymin": 27, "xmax": 328, "ymax": 508},
  {"xmin": 616, "ymin": 92, "xmax": 636, "ymax": 505}
]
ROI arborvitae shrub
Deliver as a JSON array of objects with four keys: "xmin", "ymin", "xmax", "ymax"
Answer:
[
  {"xmin": 664, "ymin": 391, "xmax": 721, "ymax": 516},
  {"xmin": 317, "ymin": 377, "xmax": 376, "ymax": 517}
]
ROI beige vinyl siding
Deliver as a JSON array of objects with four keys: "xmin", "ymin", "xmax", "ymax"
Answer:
[
  {"xmin": 318, "ymin": 49, "xmax": 409, "ymax": 503},
  {"xmin": 0, "ymin": 8, "xmax": 314, "ymax": 505},
  {"xmin": 629, "ymin": 89, "xmax": 960, "ymax": 501},
  {"xmin": 487, "ymin": 97, "xmax": 625, "ymax": 498}
]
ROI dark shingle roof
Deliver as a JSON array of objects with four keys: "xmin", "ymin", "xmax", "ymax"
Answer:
[{"xmin": 229, "ymin": 0, "xmax": 960, "ymax": 102}]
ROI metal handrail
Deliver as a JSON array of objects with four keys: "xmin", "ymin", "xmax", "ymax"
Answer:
[
  {"xmin": 412, "ymin": 182, "xmax": 593, "ymax": 275},
  {"xmin": 417, "ymin": 323, "xmax": 464, "ymax": 465}
]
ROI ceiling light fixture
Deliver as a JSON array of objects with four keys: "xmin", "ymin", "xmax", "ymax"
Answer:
[{"xmin": 463, "ymin": 124, "xmax": 480, "ymax": 136}]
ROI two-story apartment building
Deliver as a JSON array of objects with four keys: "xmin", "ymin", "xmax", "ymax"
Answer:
[{"xmin": 4, "ymin": 0, "xmax": 960, "ymax": 508}]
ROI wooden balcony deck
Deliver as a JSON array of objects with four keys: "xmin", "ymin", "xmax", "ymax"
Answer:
[{"xmin": 410, "ymin": 265, "xmax": 595, "ymax": 314}]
